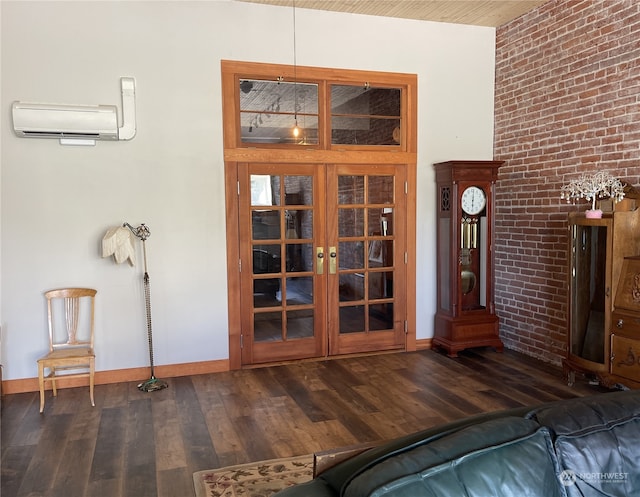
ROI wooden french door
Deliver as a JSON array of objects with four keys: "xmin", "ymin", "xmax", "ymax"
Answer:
[{"xmin": 239, "ymin": 162, "xmax": 407, "ymax": 365}]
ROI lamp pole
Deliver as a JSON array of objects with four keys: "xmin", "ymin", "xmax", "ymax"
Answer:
[{"xmin": 123, "ymin": 223, "xmax": 168, "ymax": 392}]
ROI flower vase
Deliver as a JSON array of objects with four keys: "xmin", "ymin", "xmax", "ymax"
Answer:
[{"xmin": 585, "ymin": 209, "xmax": 603, "ymax": 219}]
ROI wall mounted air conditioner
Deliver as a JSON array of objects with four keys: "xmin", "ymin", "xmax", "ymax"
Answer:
[{"xmin": 11, "ymin": 77, "xmax": 136, "ymax": 146}]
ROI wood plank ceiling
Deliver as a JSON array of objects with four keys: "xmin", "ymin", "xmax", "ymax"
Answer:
[{"xmin": 234, "ymin": 0, "xmax": 549, "ymax": 27}]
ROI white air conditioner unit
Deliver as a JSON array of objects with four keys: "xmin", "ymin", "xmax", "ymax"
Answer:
[
  {"xmin": 11, "ymin": 77, "xmax": 136, "ymax": 146},
  {"xmin": 12, "ymin": 102, "xmax": 119, "ymax": 141}
]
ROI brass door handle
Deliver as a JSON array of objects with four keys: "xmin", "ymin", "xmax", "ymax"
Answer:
[
  {"xmin": 329, "ymin": 247, "xmax": 337, "ymax": 274},
  {"xmin": 316, "ymin": 247, "xmax": 324, "ymax": 274}
]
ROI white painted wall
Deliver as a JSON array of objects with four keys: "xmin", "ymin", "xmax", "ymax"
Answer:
[{"xmin": 0, "ymin": 0, "xmax": 496, "ymax": 381}]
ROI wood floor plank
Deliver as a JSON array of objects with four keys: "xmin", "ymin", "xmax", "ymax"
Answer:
[
  {"xmin": 1, "ymin": 393, "xmax": 38, "ymax": 457},
  {"xmin": 275, "ymin": 372, "xmax": 335, "ymax": 423},
  {"xmin": 1, "ymin": 349, "xmax": 612, "ymax": 497},
  {"xmin": 278, "ymin": 397, "xmax": 328, "ymax": 455},
  {"xmin": 257, "ymin": 402, "xmax": 310, "ymax": 458},
  {"xmin": 429, "ymin": 351, "xmax": 576, "ymax": 406},
  {"xmin": 316, "ymin": 362, "xmax": 380, "ymax": 415},
  {"xmin": 454, "ymin": 351, "xmax": 608, "ymax": 403},
  {"xmin": 49, "ymin": 385, "xmax": 93, "ymax": 415},
  {"xmin": 97, "ymin": 382, "xmax": 130, "ymax": 409},
  {"xmin": 157, "ymin": 467, "xmax": 193, "ymax": 497},
  {"xmin": 172, "ymin": 376, "xmax": 218, "ymax": 472},
  {"xmin": 200, "ymin": 392, "xmax": 249, "ymax": 467},
  {"xmin": 252, "ymin": 366, "xmax": 290, "ymax": 398},
  {"xmin": 50, "ymin": 438, "xmax": 94, "ymax": 497},
  {"xmin": 16, "ymin": 413, "xmax": 72, "ymax": 497},
  {"xmin": 355, "ymin": 372, "xmax": 451, "ymax": 423},
  {"xmin": 89, "ymin": 407, "xmax": 126, "ymax": 484},
  {"xmin": 152, "ymin": 397, "xmax": 187, "ymax": 472},
  {"xmin": 0, "ymin": 445, "xmax": 35, "ymax": 497},
  {"xmin": 1, "ymin": 397, "xmax": 43, "ymax": 459},
  {"xmin": 86, "ymin": 479, "xmax": 121, "ymax": 497},
  {"xmin": 306, "ymin": 419, "xmax": 361, "ymax": 451},
  {"xmin": 232, "ymin": 414, "xmax": 278, "ymax": 461},
  {"xmin": 313, "ymin": 389, "xmax": 383, "ymax": 443},
  {"xmin": 124, "ymin": 398, "xmax": 157, "ymax": 497}
]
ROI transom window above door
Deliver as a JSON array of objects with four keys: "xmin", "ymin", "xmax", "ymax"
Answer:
[{"xmin": 226, "ymin": 60, "xmax": 409, "ymax": 150}]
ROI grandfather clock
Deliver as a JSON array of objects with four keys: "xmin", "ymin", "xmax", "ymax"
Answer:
[{"xmin": 432, "ymin": 160, "xmax": 504, "ymax": 357}]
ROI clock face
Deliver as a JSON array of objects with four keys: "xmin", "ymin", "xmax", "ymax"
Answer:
[{"xmin": 461, "ymin": 186, "xmax": 486, "ymax": 215}]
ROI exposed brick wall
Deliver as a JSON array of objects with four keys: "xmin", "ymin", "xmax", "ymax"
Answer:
[{"xmin": 494, "ymin": 0, "xmax": 640, "ymax": 364}]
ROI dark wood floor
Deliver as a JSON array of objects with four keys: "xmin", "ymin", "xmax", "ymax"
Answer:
[{"xmin": 1, "ymin": 348, "xmax": 609, "ymax": 497}]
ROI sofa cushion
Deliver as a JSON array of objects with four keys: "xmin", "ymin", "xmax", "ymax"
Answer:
[
  {"xmin": 316, "ymin": 406, "xmax": 533, "ymax": 494},
  {"xmin": 343, "ymin": 417, "xmax": 564, "ymax": 497},
  {"xmin": 527, "ymin": 390, "xmax": 640, "ymax": 497}
]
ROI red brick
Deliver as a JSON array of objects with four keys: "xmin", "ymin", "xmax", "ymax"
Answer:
[{"xmin": 494, "ymin": 0, "xmax": 640, "ymax": 366}]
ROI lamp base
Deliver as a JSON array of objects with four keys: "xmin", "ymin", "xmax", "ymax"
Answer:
[{"xmin": 137, "ymin": 376, "xmax": 168, "ymax": 392}]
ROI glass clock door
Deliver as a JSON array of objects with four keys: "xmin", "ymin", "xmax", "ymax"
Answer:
[{"xmin": 460, "ymin": 215, "xmax": 488, "ymax": 311}]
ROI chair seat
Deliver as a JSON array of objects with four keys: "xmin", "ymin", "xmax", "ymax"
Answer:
[{"xmin": 38, "ymin": 347, "xmax": 94, "ymax": 362}]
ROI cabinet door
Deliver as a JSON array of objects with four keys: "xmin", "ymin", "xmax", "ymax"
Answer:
[
  {"xmin": 568, "ymin": 221, "xmax": 610, "ymax": 369},
  {"xmin": 611, "ymin": 334, "xmax": 640, "ymax": 382}
]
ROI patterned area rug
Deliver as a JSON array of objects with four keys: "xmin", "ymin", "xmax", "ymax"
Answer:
[{"xmin": 193, "ymin": 455, "xmax": 314, "ymax": 497}]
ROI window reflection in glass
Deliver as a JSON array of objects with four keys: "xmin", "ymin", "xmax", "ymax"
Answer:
[
  {"xmin": 368, "ymin": 240, "xmax": 392, "ymax": 269},
  {"xmin": 252, "ymin": 211, "xmax": 280, "ymax": 240},
  {"xmin": 368, "ymin": 176, "xmax": 394, "ymax": 204},
  {"xmin": 339, "ymin": 241, "xmax": 364, "ymax": 270},
  {"xmin": 338, "ymin": 176, "xmax": 364, "ymax": 204},
  {"xmin": 331, "ymin": 85, "xmax": 401, "ymax": 146},
  {"xmin": 286, "ymin": 309, "xmax": 314, "ymax": 339},
  {"xmin": 339, "ymin": 208, "xmax": 364, "ymax": 237},
  {"xmin": 285, "ymin": 177, "xmax": 312, "ymax": 205},
  {"xmin": 369, "ymin": 303, "xmax": 393, "ymax": 331},
  {"xmin": 368, "ymin": 208, "xmax": 393, "ymax": 236},
  {"xmin": 251, "ymin": 175, "xmax": 280, "ymax": 206},
  {"xmin": 369, "ymin": 272, "xmax": 393, "ymax": 299},
  {"xmin": 339, "ymin": 305, "xmax": 365, "ymax": 334},
  {"xmin": 240, "ymin": 79, "xmax": 319, "ymax": 145},
  {"xmin": 285, "ymin": 276, "xmax": 313, "ymax": 304},
  {"xmin": 339, "ymin": 273, "xmax": 365, "ymax": 302},
  {"xmin": 254, "ymin": 311, "xmax": 283, "ymax": 342}
]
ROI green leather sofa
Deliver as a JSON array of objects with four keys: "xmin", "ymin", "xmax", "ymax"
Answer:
[{"xmin": 274, "ymin": 389, "xmax": 640, "ymax": 497}]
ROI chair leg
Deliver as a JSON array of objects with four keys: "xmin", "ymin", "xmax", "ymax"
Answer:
[
  {"xmin": 89, "ymin": 359, "xmax": 95, "ymax": 407},
  {"xmin": 51, "ymin": 367, "xmax": 57, "ymax": 397},
  {"xmin": 38, "ymin": 362, "xmax": 45, "ymax": 413}
]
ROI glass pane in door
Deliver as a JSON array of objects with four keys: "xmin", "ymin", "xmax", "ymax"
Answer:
[
  {"xmin": 335, "ymin": 173, "xmax": 396, "ymax": 338},
  {"xmin": 246, "ymin": 169, "xmax": 322, "ymax": 363},
  {"xmin": 339, "ymin": 306, "xmax": 365, "ymax": 333},
  {"xmin": 569, "ymin": 224, "xmax": 607, "ymax": 364},
  {"xmin": 253, "ymin": 243, "xmax": 282, "ymax": 308}
]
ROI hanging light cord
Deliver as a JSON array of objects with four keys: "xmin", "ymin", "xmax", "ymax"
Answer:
[
  {"xmin": 292, "ymin": 0, "xmax": 300, "ymax": 136},
  {"xmin": 293, "ymin": 0, "xmax": 297, "ymax": 77}
]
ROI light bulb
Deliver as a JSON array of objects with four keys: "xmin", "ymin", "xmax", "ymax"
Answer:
[{"xmin": 292, "ymin": 120, "xmax": 300, "ymax": 138}]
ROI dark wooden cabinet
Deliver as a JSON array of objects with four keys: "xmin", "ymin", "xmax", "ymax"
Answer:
[
  {"xmin": 564, "ymin": 210, "xmax": 640, "ymax": 387},
  {"xmin": 608, "ymin": 256, "xmax": 640, "ymax": 387},
  {"xmin": 432, "ymin": 160, "xmax": 504, "ymax": 357}
]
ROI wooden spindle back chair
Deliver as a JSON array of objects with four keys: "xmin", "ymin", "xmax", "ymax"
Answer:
[{"xmin": 37, "ymin": 288, "xmax": 97, "ymax": 413}]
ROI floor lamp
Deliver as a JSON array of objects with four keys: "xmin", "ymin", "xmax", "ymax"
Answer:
[{"xmin": 103, "ymin": 222, "xmax": 168, "ymax": 392}]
